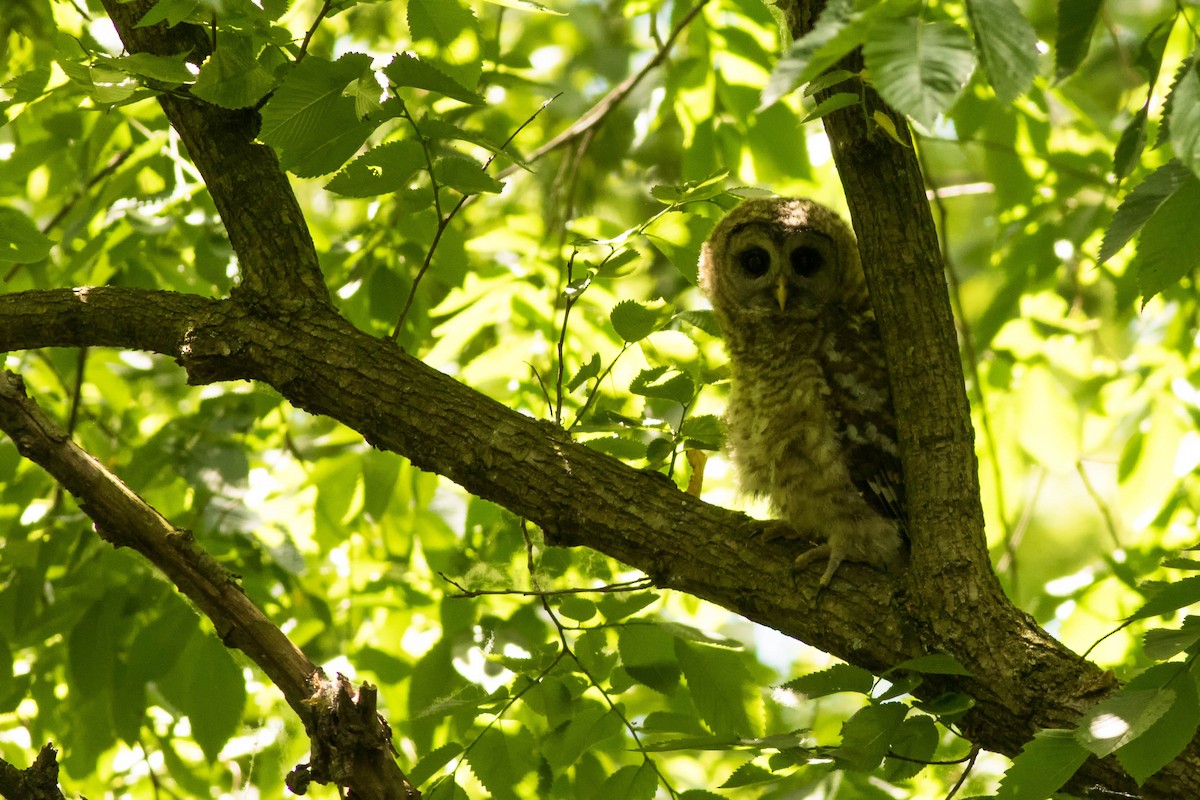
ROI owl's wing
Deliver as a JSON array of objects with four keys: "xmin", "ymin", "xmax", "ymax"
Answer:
[{"xmin": 820, "ymin": 314, "xmax": 908, "ymax": 532}]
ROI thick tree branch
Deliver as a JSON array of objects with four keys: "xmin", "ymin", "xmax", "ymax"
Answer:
[{"xmin": 98, "ymin": 0, "xmax": 331, "ymax": 311}]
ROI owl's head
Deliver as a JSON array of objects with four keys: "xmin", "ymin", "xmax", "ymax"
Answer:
[{"xmin": 698, "ymin": 198, "xmax": 868, "ymax": 327}]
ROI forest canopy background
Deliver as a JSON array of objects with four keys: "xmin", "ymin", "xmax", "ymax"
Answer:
[{"xmin": 2, "ymin": 0, "xmax": 1200, "ymax": 798}]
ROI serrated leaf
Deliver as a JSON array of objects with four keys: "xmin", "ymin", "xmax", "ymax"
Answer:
[
  {"xmin": 1099, "ymin": 160, "xmax": 1194, "ymax": 263},
  {"xmin": 671, "ymin": 309, "xmax": 722, "ymax": 337},
  {"xmin": 1133, "ymin": 171, "xmax": 1200, "ymax": 302},
  {"xmin": 800, "ymin": 91, "xmax": 860, "ymax": 124},
  {"xmin": 995, "ymin": 728, "xmax": 1089, "ymax": 800},
  {"xmin": 191, "ymin": 36, "xmax": 275, "ymax": 109},
  {"xmin": 464, "ymin": 726, "xmax": 533, "ymax": 799},
  {"xmin": 583, "ymin": 436, "xmax": 648, "ymax": 460},
  {"xmin": 658, "ymin": 621, "xmax": 742, "ymax": 648},
  {"xmin": 719, "ymin": 760, "xmax": 776, "ymax": 788},
  {"xmin": 965, "ymin": 0, "xmax": 1038, "ymax": 102},
  {"xmin": 408, "ymin": 0, "xmax": 479, "ymax": 48},
  {"xmin": 680, "ymin": 791, "xmax": 727, "ymax": 800},
  {"xmin": 597, "ymin": 763, "xmax": 657, "ymax": 800},
  {"xmin": 408, "ymin": 743, "xmax": 463, "ymax": 788},
  {"xmin": 1143, "ymin": 616, "xmax": 1200, "ymax": 661},
  {"xmin": 567, "ymin": 353, "xmax": 601, "ymax": 391},
  {"xmin": 611, "ymin": 300, "xmax": 670, "ymax": 343},
  {"xmin": 383, "ymin": 53, "xmax": 484, "ymax": 105},
  {"xmin": 676, "ymin": 640, "xmax": 761, "ymax": 737},
  {"xmin": 1055, "ymin": 0, "xmax": 1104, "ymax": 81},
  {"xmin": 619, "ymin": 624, "xmax": 680, "ymax": 693},
  {"xmin": 630, "ymin": 367, "xmax": 694, "ymax": 405},
  {"xmin": 556, "ymin": 596, "xmax": 596, "ymax": 622},
  {"xmin": 783, "ymin": 663, "xmax": 874, "ymax": 698},
  {"xmin": 138, "ymin": 0, "xmax": 203, "ymax": 28},
  {"xmin": 325, "ymin": 139, "xmax": 425, "ymax": 197},
  {"xmin": 259, "ymin": 53, "xmax": 375, "ymax": 178},
  {"xmin": 101, "ymin": 51, "xmax": 195, "ymax": 84},
  {"xmin": 760, "ymin": 0, "xmax": 863, "ymax": 109},
  {"xmin": 542, "ymin": 702, "xmax": 622, "ymax": 767},
  {"xmin": 890, "ymin": 653, "xmax": 971, "ymax": 676},
  {"xmin": 885, "ymin": 714, "xmax": 939, "ymax": 781},
  {"xmin": 0, "ymin": 207, "xmax": 53, "ymax": 262},
  {"xmin": 1168, "ymin": 58, "xmax": 1200, "ymax": 176},
  {"xmin": 435, "ymin": 155, "xmax": 503, "ymax": 194},
  {"xmin": 1113, "ymin": 108, "xmax": 1148, "ymax": 182},
  {"xmin": 1076, "ymin": 688, "xmax": 1175, "ymax": 757},
  {"xmin": 863, "ymin": 18, "xmax": 976, "ymax": 129},
  {"xmin": 836, "ymin": 702, "xmax": 907, "ymax": 772},
  {"xmin": 2, "ymin": 65, "xmax": 51, "ymax": 102},
  {"xmin": 1114, "ymin": 662, "xmax": 1200, "ymax": 783},
  {"xmin": 679, "ymin": 414, "xmax": 722, "ymax": 449}
]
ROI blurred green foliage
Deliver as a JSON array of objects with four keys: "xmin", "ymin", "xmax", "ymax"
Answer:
[{"xmin": 2, "ymin": 0, "xmax": 1200, "ymax": 797}]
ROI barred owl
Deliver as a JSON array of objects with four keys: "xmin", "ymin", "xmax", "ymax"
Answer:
[{"xmin": 698, "ymin": 198, "xmax": 905, "ymax": 585}]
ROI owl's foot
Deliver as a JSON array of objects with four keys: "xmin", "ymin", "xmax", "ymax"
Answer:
[{"xmin": 794, "ymin": 517, "xmax": 904, "ymax": 587}]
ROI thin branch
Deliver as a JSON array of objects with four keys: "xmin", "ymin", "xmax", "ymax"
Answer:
[
  {"xmin": 497, "ymin": 0, "xmax": 713, "ymax": 179},
  {"xmin": 296, "ymin": 0, "xmax": 332, "ymax": 63},
  {"xmin": 439, "ymin": 572, "xmax": 653, "ymax": 598},
  {"xmin": 1077, "ymin": 459, "xmax": 1123, "ymax": 549}
]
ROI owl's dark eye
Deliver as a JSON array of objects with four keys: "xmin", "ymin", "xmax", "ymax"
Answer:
[
  {"xmin": 737, "ymin": 247, "xmax": 770, "ymax": 277},
  {"xmin": 790, "ymin": 246, "xmax": 823, "ymax": 277}
]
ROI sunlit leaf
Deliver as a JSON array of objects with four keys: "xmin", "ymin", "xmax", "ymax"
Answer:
[
  {"xmin": 1055, "ymin": 0, "xmax": 1103, "ymax": 81},
  {"xmin": 965, "ymin": 0, "xmax": 1037, "ymax": 102},
  {"xmin": 0, "ymin": 207, "xmax": 53, "ymax": 262},
  {"xmin": 384, "ymin": 53, "xmax": 484, "ymax": 105},
  {"xmin": 191, "ymin": 35, "xmax": 275, "ymax": 109},
  {"xmin": 995, "ymin": 729, "xmax": 1089, "ymax": 799},
  {"xmin": 863, "ymin": 18, "xmax": 976, "ymax": 129},
  {"xmin": 836, "ymin": 703, "xmax": 907, "ymax": 772}
]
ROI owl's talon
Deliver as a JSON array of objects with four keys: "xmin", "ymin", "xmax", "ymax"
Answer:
[{"xmin": 794, "ymin": 544, "xmax": 841, "ymax": 587}]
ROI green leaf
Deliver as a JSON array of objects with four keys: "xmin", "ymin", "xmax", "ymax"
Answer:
[
  {"xmin": 259, "ymin": 53, "xmax": 376, "ymax": 178},
  {"xmin": 435, "ymin": 155, "xmax": 504, "ymax": 194},
  {"xmin": 965, "ymin": 0, "xmax": 1038, "ymax": 102},
  {"xmin": 596, "ymin": 762, "xmax": 657, "ymax": 800},
  {"xmin": 995, "ymin": 728, "xmax": 1089, "ymax": 799},
  {"xmin": 760, "ymin": 0, "xmax": 863, "ymax": 109},
  {"xmin": 408, "ymin": 0, "xmax": 479, "ymax": 49},
  {"xmin": 630, "ymin": 367, "xmax": 694, "ymax": 405},
  {"xmin": 835, "ymin": 702, "xmax": 907, "ymax": 772},
  {"xmin": 676, "ymin": 640, "xmax": 761, "ymax": 737},
  {"xmin": 157, "ymin": 632, "xmax": 246, "ymax": 762},
  {"xmin": 408, "ymin": 743, "xmax": 463, "ymax": 788},
  {"xmin": 1128, "ymin": 576, "xmax": 1200, "ymax": 622},
  {"xmin": 102, "ymin": 51, "xmax": 195, "ymax": 84},
  {"xmin": 1143, "ymin": 615, "xmax": 1200, "ymax": 661},
  {"xmin": 885, "ymin": 714, "xmax": 939, "ymax": 781},
  {"xmin": 464, "ymin": 726, "xmax": 534, "ymax": 800},
  {"xmin": 1168, "ymin": 57, "xmax": 1200, "ymax": 176},
  {"xmin": 719, "ymin": 760, "xmax": 776, "ymax": 788},
  {"xmin": 556, "ymin": 596, "xmax": 596, "ymax": 622},
  {"xmin": 325, "ymin": 139, "xmax": 425, "ymax": 197},
  {"xmin": 542, "ymin": 702, "xmax": 622, "ymax": 768},
  {"xmin": 191, "ymin": 35, "xmax": 275, "ymax": 109},
  {"xmin": 863, "ymin": 18, "xmax": 976, "ymax": 129},
  {"xmin": 383, "ymin": 53, "xmax": 484, "ymax": 105},
  {"xmin": 1075, "ymin": 687, "xmax": 1175, "ymax": 758},
  {"xmin": 619, "ymin": 624, "xmax": 681, "ymax": 694},
  {"xmin": 1100, "ymin": 160, "xmax": 1194, "ymax": 263},
  {"xmin": 611, "ymin": 300, "xmax": 671, "ymax": 343},
  {"xmin": 1132, "ymin": 169, "xmax": 1200, "ymax": 301},
  {"xmin": 137, "ymin": 0, "xmax": 203, "ymax": 28},
  {"xmin": 782, "ymin": 663, "xmax": 874, "ymax": 698},
  {"xmin": 889, "ymin": 652, "xmax": 972, "ymax": 676},
  {"xmin": 1114, "ymin": 663, "xmax": 1200, "ymax": 783},
  {"xmin": 1055, "ymin": 0, "xmax": 1104, "ymax": 81},
  {"xmin": 1113, "ymin": 108, "xmax": 1148, "ymax": 182},
  {"xmin": 567, "ymin": 353, "xmax": 601, "ymax": 392},
  {"xmin": 800, "ymin": 91, "xmax": 861, "ymax": 124},
  {"xmin": 0, "ymin": 207, "xmax": 53, "ymax": 262}
]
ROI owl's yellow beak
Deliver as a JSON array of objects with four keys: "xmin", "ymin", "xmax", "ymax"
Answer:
[{"xmin": 775, "ymin": 274, "xmax": 788, "ymax": 311}]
